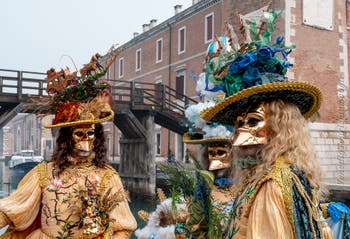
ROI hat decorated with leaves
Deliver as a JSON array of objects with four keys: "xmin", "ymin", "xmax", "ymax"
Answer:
[
  {"xmin": 44, "ymin": 47, "xmax": 121, "ymax": 128},
  {"xmin": 200, "ymin": 7, "xmax": 322, "ymax": 125}
]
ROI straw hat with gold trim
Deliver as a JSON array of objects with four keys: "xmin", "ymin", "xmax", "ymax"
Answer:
[
  {"xmin": 44, "ymin": 47, "xmax": 120, "ymax": 128},
  {"xmin": 45, "ymin": 96, "xmax": 115, "ymax": 128},
  {"xmin": 200, "ymin": 78, "xmax": 322, "ymax": 125},
  {"xmin": 199, "ymin": 9, "xmax": 322, "ymax": 125},
  {"xmin": 183, "ymin": 132, "xmax": 232, "ymax": 145}
]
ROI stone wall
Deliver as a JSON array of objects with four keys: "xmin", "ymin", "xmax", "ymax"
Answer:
[{"xmin": 309, "ymin": 122, "xmax": 350, "ymax": 185}]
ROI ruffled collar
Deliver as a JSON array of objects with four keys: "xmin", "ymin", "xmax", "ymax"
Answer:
[{"xmin": 67, "ymin": 152, "xmax": 96, "ymax": 167}]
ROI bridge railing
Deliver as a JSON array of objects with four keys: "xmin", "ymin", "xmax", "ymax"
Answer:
[
  {"xmin": 0, "ymin": 69, "xmax": 197, "ymax": 116},
  {"xmin": 108, "ymin": 79, "xmax": 197, "ymax": 116},
  {"xmin": 0, "ymin": 69, "xmax": 46, "ymax": 99}
]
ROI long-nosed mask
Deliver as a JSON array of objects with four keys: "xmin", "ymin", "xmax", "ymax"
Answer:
[
  {"xmin": 72, "ymin": 125, "xmax": 95, "ymax": 152},
  {"xmin": 208, "ymin": 142, "xmax": 231, "ymax": 171},
  {"xmin": 233, "ymin": 105, "xmax": 267, "ymax": 146}
]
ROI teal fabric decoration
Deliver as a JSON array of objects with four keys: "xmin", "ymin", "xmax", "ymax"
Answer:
[
  {"xmin": 327, "ymin": 202, "xmax": 350, "ymax": 239},
  {"xmin": 204, "ymin": 9, "xmax": 295, "ymax": 97}
]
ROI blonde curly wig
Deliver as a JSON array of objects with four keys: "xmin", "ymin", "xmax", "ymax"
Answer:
[{"xmin": 232, "ymin": 100, "xmax": 326, "ymax": 198}]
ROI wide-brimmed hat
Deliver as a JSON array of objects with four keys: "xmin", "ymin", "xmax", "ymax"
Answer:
[
  {"xmin": 45, "ymin": 96, "xmax": 115, "ymax": 128},
  {"xmin": 44, "ymin": 47, "xmax": 121, "ymax": 128},
  {"xmin": 200, "ymin": 79, "xmax": 322, "ymax": 125},
  {"xmin": 183, "ymin": 132, "xmax": 232, "ymax": 144},
  {"xmin": 199, "ymin": 9, "xmax": 322, "ymax": 125}
]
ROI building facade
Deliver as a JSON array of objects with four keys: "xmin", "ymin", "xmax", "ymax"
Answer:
[
  {"xmin": 107, "ymin": 0, "xmax": 350, "ymax": 185},
  {"xmin": 1, "ymin": 0, "xmax": 349, "ymax": 186}
]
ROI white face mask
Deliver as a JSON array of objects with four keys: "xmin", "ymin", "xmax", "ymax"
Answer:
[
  {"xmin": 72, "ymin": 125, "xmax": 95, "ymax": 152},
  {"xmin": 233, "ymin": 105, "xmax": 267, "ymax": 146}
]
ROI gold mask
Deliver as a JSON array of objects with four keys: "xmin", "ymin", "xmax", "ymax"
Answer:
[
  {"xmin": 72, "ymin": 125, "xmax": 95, "ymax": 152},
  {"xmin": 208, "ymin": 142, "xmax": 231, "ymax": 171},
  {"xmin": 233, "ymin": 106, "xmax": 267, "ymax": 146}
]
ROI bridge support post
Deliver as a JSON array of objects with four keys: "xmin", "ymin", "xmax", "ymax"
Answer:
[{"xmin": 119, "ymin": 111, "xmax": 156, "ymax": 200}]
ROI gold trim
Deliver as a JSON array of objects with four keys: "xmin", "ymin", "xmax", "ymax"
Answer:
[
  {"xmin": 38, "ymin": 162, "xmax": 49, "ymax": 188},
  {"xmin": 183, "ymin": 132, "xmax": 231, "ymax": 144},
  {"xmin": 44, "ymin": 110, "xmax": 114, "ymax": 128},
  {"xmin": 320, "ymin": 203, "xmax": 329, "ymax": 218},
  {"xmin": 41, "ymin": 228, "xmax": 55, "ymax": 238},
  {"xmin": 243, "ymin": 157, "xmax": 295, "ymax": 233},
  {"xmin": 102, "ymin": 226, "xmax": 113, "ymax": 239},
  {"xmin": 99, "ymin": 166, "xmax": 116, "ymax": 194},
  {"xmin": 183, "ymin": 137, "xmax": 232, "ymax": 144},
  {"xmin": 200, "ymin": 81, "xmax": 322, "ymax": 122}
]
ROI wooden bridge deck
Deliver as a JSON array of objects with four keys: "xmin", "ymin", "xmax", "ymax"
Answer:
[{"xmin": 0, "ymin": 69, "xmax": 197, "ymax": 133}]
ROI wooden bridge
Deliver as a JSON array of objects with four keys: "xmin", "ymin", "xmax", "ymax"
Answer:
[
  {"xmin": 0, "ymin": 69, "xmax": 196, "ymax": 132},
  {"xmin": 0, "ymin": 69, "xmax": 197, "ymax": 198}
]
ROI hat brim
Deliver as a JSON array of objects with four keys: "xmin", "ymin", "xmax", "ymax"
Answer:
[
  {"xmin": 44, "ymin": 110, "xmax": 114, "ymax": 128},
  {"xmin": 200, "ymin": 81, "xmax": 322, "ymax": 125},
  {"xmin": 183, "ymin": 132, "xmax": 231, "ymax": 144}
]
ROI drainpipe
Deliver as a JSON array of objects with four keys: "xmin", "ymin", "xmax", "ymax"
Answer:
[{"xmin": 167, "ymin": 22, "xmax": 172, "ymax": 158}]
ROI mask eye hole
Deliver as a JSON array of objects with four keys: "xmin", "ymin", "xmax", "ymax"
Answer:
[
  {"xmin": 237, "ymin": 120, "xmax": 244, "ymax": 128},
  {"xmin": 87, "ymin": 131, "xmax": 94, "ymax": 136},
  {"xmin": 247, "ymin": 118, "xmax": 260, "ymax": 127},
  {"xmin": 217, "ymin": 150, "xmax": 226, "ymax": 156},
  {"xmin": 74, "ymin": 131, "xmax": 84, "ymax": 137}
]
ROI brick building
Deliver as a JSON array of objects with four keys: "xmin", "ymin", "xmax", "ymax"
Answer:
[
  {"xmin": 106, "ymin": 0, "xmax": 350, "ymax": 185},
  {"xmin": 1, "ymin": 114, "xmax": 52, "ymax": 158},
  {"xmin": 1, "ymin": 0, "xmax": 348, "ymax": 186}
]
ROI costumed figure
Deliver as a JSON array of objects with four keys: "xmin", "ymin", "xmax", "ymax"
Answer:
[
  {"xmin": 136, "ymin": 161, "xmax": 222, "ymax": 239},
  {"xmin": 183, "ymin": 101, "xmax": 235, "ymax": 227},
  {"xmin": 0, "ymin": 47, "xmax": 137, "ymax": 239},
  {"xmin": 135, "ymin": 89, "xmax": 234, "ymax": 239},
  {"xmin": 200, "ymin": 7, "xmax": 333, "ymax": 239}
]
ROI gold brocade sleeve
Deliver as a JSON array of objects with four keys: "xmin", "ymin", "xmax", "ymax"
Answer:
[
  {"xmin": 102, "ymin": 170, "xmax": 137, "ymax": 239},
  {"xmin": 247, "ymin": 180, "xmax": 295, "ymax": 239},
  {"xmin": 0, "ymin": 166, "xmax": 41, "ymax": 231}
]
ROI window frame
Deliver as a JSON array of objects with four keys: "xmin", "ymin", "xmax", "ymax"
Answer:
[
  {"xmin": 156, "ymin": 38, "xmax": 163, "ymax": 63},
  {"xmin": 205, "ymin": 12, "xmax": 214, "ymax": 43},
  {"xmin": 119, "ymin": 57, "xmax": 124, "ymax": 78},
  {"xmin": 135, "ymin": 48, "xmax": 142, "ymax": 71},
  {"xmin": 175, "ymin": 70, "xmax": 186, "ymax": 99},
  {"xmin": 178, "ymin": 26, "xmax": 186, "ymax": 54},
  {"xmin": 156, "ymin": 132, "xmax": 161, "ymax": 155}
]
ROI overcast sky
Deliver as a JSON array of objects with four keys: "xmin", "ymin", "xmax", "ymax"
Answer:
[{"xmin": 0, "ymin": 0, "xmax": 191, "ymax": 73}]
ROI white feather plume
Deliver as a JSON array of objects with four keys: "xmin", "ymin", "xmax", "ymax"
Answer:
[
  {"xmin": 185, "ymin": 101, "xmax": 216, "ymax": 129},
  {"xmin": 135, "ymin": 198, "xmax": 186, "ymax": 239}
]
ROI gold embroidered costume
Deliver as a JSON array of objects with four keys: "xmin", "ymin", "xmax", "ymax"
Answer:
[
  {"xmin": 0, "ymin": 161, "xmax": 136, "ymax": 239},
  {"xmin": 0, "ymin": 48, "xmax": 137, "ymax": 238},
  {"xmin": 226, "ymin": 157, "xmax": 332, "ymax": 239}
]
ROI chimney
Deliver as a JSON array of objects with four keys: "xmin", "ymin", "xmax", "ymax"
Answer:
[
  {"xmin": 149, "ymin": 19, "xmax": 157, "ymax": 28},
  {"xmin": 133, "ymin": 32, "xmax": 139, "ymax": 38},
  {"xmin": 192, "ymin": 0, "xmax": 200, "ymax": 4},
  {"xmin": 174, "ymin": 5, "xmax": 182, "ymax": 15},
  {"xmin": 142, "ymin": 23, "xmax": 150, "ymax": 32}
]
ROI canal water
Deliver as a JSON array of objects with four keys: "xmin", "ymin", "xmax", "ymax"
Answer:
[{"xmin": 129, "ymin": 199, "xmax": 157, "ymax": 239}]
